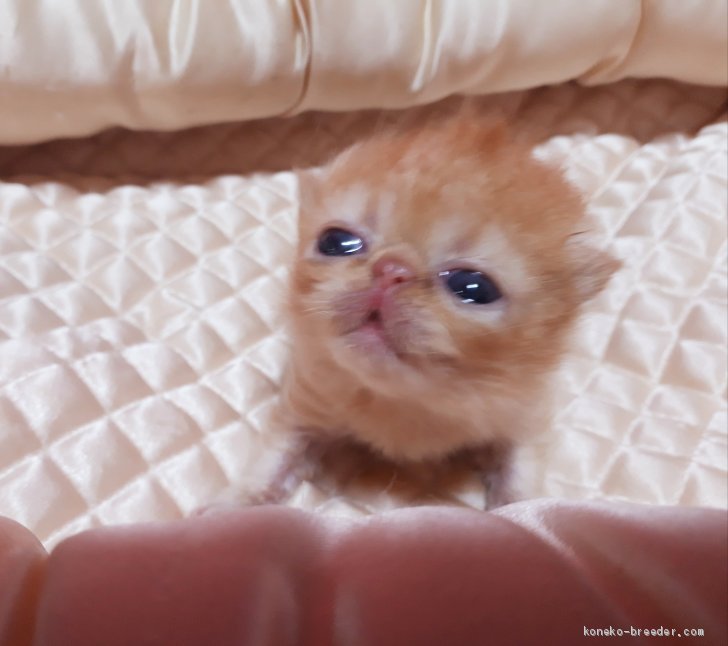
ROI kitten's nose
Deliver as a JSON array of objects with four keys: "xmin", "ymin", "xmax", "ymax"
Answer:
[{"xmin": 372, "ymin": 256, "xmax": 415, "ymax": 288}]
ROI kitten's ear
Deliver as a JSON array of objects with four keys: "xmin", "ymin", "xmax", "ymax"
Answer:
[{"xmin": 569, "ymin": 240, "xmax": 621, "ymax": 301}]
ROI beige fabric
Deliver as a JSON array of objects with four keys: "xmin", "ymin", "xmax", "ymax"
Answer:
[
  {"xmin": 1, "ymin": 0, "xmax": 726, "ymax": 145},
  {"xmin": 0, "ymin": 80, "xmax": 725, "ymax": 548}
]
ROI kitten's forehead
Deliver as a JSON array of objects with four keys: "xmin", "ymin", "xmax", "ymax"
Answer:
[{"xmin": 319, "ymin": 182, "xmax": 396, "ymax": 230}]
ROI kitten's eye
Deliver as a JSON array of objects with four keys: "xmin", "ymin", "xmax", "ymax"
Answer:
[
  {"xmin": 317, "ymin": 228, "xmax": 366, "ymax": 256},
  {"xmin": 440, "ymin": 269, "xmax": 502, "ymax": 304}
]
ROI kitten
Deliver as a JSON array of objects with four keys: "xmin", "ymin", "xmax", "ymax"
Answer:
[{"xmin": 262, "ymin": 116, "xmax": 618, "ymax": 509}]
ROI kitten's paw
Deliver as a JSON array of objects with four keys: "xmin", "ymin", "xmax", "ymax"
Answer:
[
  {"xmin": 190, "ymin": 436, "xmax": 319, "ymax": 517},
  {"xmin": 483, "ymin": 484, "xmax": 518, "ymax": 510},
  {"xmin": 472, "ymin": 441, "xmax": 517, "ymax": 510},
  {"xmin": 191, "ymin": 484, "xmax": 285, "ymax": 517},
  {"xmin": 192, "ymin": 501, "xmax": 245, "ymax": 517}
]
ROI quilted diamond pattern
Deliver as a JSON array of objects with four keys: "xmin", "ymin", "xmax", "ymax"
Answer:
[{"xmin": 0, "ymin": 79, "xmax": 725, "ymax": 547}]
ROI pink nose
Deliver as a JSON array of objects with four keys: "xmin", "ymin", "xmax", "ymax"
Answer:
[{"xmin": 372, "ymin": 256, "xmax": 415, "ymax": 289}]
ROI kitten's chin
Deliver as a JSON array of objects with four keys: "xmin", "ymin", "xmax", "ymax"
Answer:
[
  {"xmin": 328, "ymin": 321, "xmax": 425, "ymax": 389},
  {"xmin": 339, "ymin": 320, "xmax": 404, "ymax": 363}
]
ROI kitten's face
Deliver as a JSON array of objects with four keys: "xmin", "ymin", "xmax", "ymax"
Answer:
[{"xmin": 293, "ymin": 119, "xmax": 617, "ymax": 392}]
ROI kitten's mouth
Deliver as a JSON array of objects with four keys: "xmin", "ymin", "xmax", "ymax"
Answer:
[
  {"xmin": 359, "ymin": 308, "xmax": 387, "ymax": 339},
  {"xmin": 343, "ymin": 308, "xmax": 402, "ymax": 359},
  {"xmin": 365, "ymin": 309, "xmax": 382, "ymax": 325}
]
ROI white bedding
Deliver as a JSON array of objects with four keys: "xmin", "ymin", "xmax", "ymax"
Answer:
[{"xmin": 0, "ymin": 79, "xmax": 726, "ymax": 547}]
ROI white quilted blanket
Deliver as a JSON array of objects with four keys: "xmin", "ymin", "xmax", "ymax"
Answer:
[{"xmin": 1, "ymin": 80, "xmax": 726, "ymax": 547}]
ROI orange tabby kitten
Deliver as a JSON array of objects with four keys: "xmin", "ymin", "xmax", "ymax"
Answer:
[{"xmin": 267, "ymin": 116, "xmax": 617, "ymax": 509}]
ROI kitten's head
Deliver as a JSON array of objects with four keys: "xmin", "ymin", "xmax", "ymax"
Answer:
[{"xmin": 293, "ymin": 118, "xmax": 618, "ymax": 396}]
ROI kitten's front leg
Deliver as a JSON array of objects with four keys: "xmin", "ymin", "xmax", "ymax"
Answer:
[
  {"xmin": 245, "ymin": 432, "xmax": 334, "ymax": 505},
  {"xmin": 472, "ymin": 442, "xmax": 516, "ymax": 510},
  {"xmin": 194, "ymin": 432, "xmax": 322, "ymax": 515}
]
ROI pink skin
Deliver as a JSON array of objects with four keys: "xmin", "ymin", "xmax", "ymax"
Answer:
[{"xmin": 334, "ymin": 255, "xmax": 416, "ymax": 358}]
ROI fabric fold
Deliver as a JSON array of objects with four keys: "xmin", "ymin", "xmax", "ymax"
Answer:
[{"xmin": 0, "ymin": 0, "xmax": 725, "ymax": 145}]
